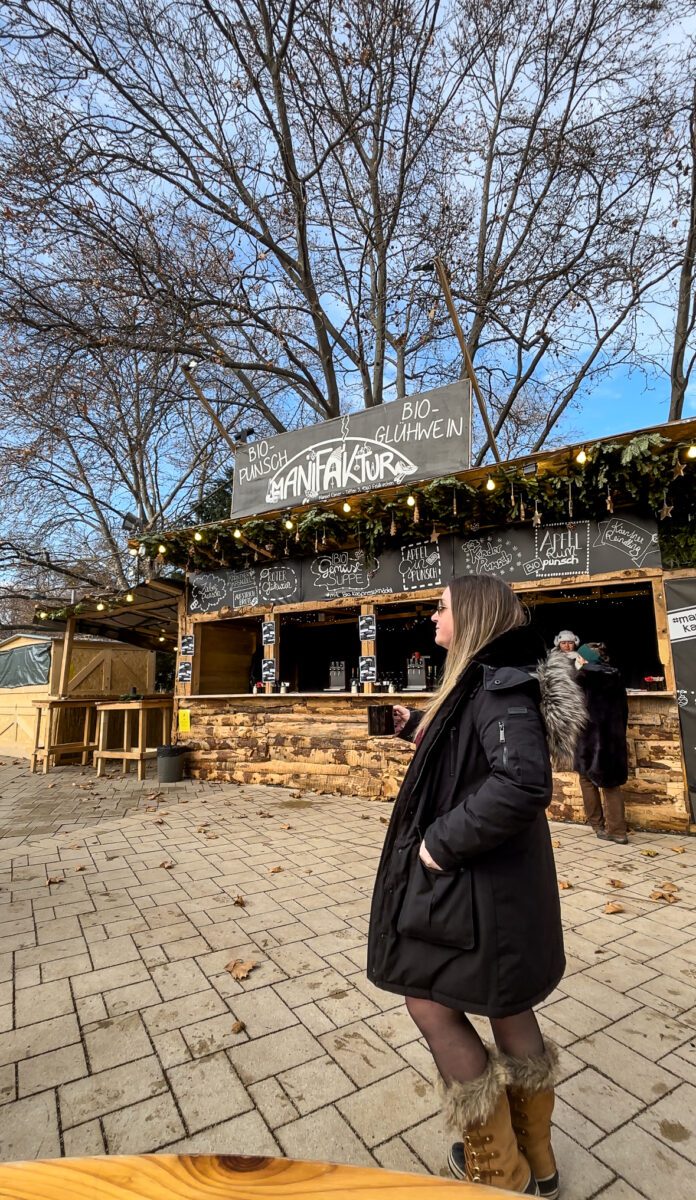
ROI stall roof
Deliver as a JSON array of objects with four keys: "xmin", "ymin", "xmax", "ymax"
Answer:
[
  {"xmin": 124, "ymin": 416, "xmax": 696, "ymax": 571},
  {"xmin": 33, "ymin": 577, "xmax": 184, "ymax": 649}
]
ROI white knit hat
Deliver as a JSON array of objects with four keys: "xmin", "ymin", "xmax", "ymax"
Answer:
[{"xmin": 554, "ymin": 630, "xmax": 579, "ymax": 648}]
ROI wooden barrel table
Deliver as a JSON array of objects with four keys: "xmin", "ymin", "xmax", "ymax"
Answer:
[{"xmin": 0, "ymin": 1154, "xmax": 516, "ymax": 1198}]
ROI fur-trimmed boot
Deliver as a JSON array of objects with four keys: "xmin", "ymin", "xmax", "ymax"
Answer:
[
  {"xmin": 501, "ymin": 1043, "xmax": 560, "ymax": 1200},
  {"xmin": 442, "ymin": 1054, "xmax": 538, "ymax": 1194}
]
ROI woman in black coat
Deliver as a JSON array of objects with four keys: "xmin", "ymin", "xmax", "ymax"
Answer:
[
  {"xmin": 367, "ymin": 574, "xmax": 584, "ymax": 1197},
  {"xmin": 572, "ymin": 642, "xmax": 629, "ymax": 844}
]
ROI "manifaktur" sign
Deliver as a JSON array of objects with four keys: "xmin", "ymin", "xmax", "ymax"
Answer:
[{"xmin": 231, "ymin": 382, "xmax": 471, "ymax": 518}]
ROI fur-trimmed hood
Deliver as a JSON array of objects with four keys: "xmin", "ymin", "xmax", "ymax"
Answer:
[{"xmin": 535, "ymin": 649, "xmax": 587, "ymax": 771}]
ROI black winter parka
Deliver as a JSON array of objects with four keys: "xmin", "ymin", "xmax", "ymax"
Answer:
[
  {"xmin": 573, "ymin": 661, "xmax": 628, "ymax": 789},
  {"xmin": 367, "ymin": 626, "xmax": 568, "ymax": 1017}
]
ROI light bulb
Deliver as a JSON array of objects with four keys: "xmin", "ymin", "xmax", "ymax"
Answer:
[
  {"xmin": 406, "ymin": 495, "xmax": 416, "ymax": 507},
  {"xmin": 575, "ymin": 448, "xmax": 588, "ymax": 465},
  {"xmin": 158, "ymin": 635, "xmax": 165, "ymax": 642},
  {"xmin": 38, "ymin": 610, "xmax": 48, "ymax": 619},
  {"xmin": 157, "ymin": 544, "xmax": 167, "ymax": 555},
  {"xmin": 125, "ymin": 593, "xmax": 134, "ymax": 603},
  {"xmin": 96, "ymin": 602, "xmax": 105, "ymax": 611},
  {"xmin": 486, "ymin": 477, "xmax": 496, "ymax": 492},
  {"xmin": 233, "ymin": 529, "xmax": 242, "ymax": 539},
  {"xmin": 284, "ymin": 519, "xmax": 294, "ymax": 531},
  {"xmin": 194, "ymin": 531, "xmax": 203, "ymax": 542},
  {"xmin": 342, "ymin": 501, "xmax": 351, "ymax": 513},
  {"xmin": 687, "ymin": 446, "xmax": 696, "ymax": 459},
  {"xmin": 128, "ymin": 547, "xmax": 138, "ymax": 556}
]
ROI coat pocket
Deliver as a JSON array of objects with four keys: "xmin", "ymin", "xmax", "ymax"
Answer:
[{"xmin": 396, "ymin": 859, "xmax": 475, "ymax": 951}]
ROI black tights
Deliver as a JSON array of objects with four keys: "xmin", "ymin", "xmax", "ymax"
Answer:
[{"xmin": 404, "ymin": 995, "xmax": 545, "ymax": 1086}]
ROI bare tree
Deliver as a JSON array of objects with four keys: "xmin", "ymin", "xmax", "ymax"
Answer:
[{"xmin": 670, "ymin": 67, "xmax": 696, "ymax": 420}]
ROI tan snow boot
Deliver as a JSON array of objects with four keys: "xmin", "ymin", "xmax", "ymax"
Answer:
[
  {"xmin": 442, "ymin": 1054, "xmax": 538, "ymax": 1194},
  {"xmin": 502, "ymin": 1043, "xmax": 560, "ymax": 1200}
]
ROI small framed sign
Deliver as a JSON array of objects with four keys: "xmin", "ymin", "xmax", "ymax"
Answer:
[
  {"xmin": 177, "ymin": 661, "xmax": 192, "ymax": 683},
  {"xmin": 180, "ymin": 634, "xmax": 195, "ymax": 656},
  {"xmin": 261, "ymin": 657, "xmax": 277, "ymax": 683},
  {"xmin": 359, "ymin": 655, "xmax": 377, "ymax": 683},
  {"xmin": 262, "ymin": 620, "xmax": 276, "ymax": 646},
  {"xmin": 178, "ymin": 708, "xmax": 191, "ymax": 733},
  {"xmin": 358, "ymin": 614, "xmax": 377, "ymax": 642}
]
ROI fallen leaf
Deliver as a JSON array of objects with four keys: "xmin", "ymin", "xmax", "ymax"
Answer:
[
  {"xmin": 233, "ymin": 895, "xmax": 246, "ymax": 907},
  {"xmin": 603, "ymin": 902, "xmax": 624, "ymax": 914},
  {"xmin": 196, "ymin": 824, "xmax": 210, "ymax": 832},
  {"xmin": 225, "ymin": 959, "xmax": 257, "ymax": 980},
  {"xmin": 659, "ymin": 881, "xmax": 678, "ymax": 892},
  {"xmin": 159, "ymin": 860, "xmax": 174, "ymax": 870},
  {"xmin": 361, "ymin": 814, "xmax": 370, "ymax": 820},
  {"xmin": 305, "ymin": 869, "xmax": 313, "ymax": 875},
  {"xmin": 608, "ymin": 879, "xmax": 625, "ymax": 889},
  {"xmin": 268, "ymin": 865, "xmax": 283, "ymax": 874},
  {"xmin": 670, "ymin": 846, "xmax": 686, "ymax": 854},
  {"xmin": 74, "ymin": 865, "xmax": 87, "ymax": 872},
  {"xmin": 640, "ymin": 849, "xmax": 659, "ymax": 858},
  {"xmin": 558, "ymin": 880, "xmax": 573, "ymax": 890},
  {"xmin": 280, "ymin": 823, "xmax": 292, "ymax": 830},
  {"xmin": 144, "ymin": 805, "xmax": 157, "ymax": 813},
  {"xmin": 231, "ymin": 1020, "xmax": 246, "ymax": 1033},
  {"xmin": 206, "ymin": 833, "xmax": 219, "ymax": 840},
  {"xmin": 257, "ymin": 810, "xmax": 272, "ymax": 818},
  {"xmin": 650, "ymin": 889, "xmax": 678, "ymax": 904},
  {"xmin": 147, "ymin": 792, "xmax": 164, "ymax": 801},
  {"xmin": 45, "ymin": 876, "xmax": 64, "ymax": 885},
  {"xmin": 551, "ymin": 839, "xmax": 561, "ymax": 848},
  {"xmin": 152, "ymin": 818, "xmax": 165, "ymax": 825},
  {"xmin": 47, "ymin": 783, "xmax": 56, "ymax": 789}
]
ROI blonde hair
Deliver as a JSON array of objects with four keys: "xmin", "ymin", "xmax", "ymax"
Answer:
[{"xmin": 417, "ymin": 574, "xmax": 526, "ymax": 736}]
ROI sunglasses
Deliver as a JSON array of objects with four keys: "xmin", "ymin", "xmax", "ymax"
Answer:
[{"xmin": 436, "ymin": 602, "xmax": 448, "ymax": 614}]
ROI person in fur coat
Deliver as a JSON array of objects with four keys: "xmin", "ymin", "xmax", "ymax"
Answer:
[
  {"xmin": 368, "ymin": 575, "xmax": 585, "ymax": 1196},
  {"xmin": 573, "ymin": 642, "xmax": 629, "ymax": 844}
]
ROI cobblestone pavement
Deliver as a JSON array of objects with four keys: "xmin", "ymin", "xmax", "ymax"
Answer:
[{"xmin": 0, "ymin": 759, "xmax": 695, "ymax": 1200}]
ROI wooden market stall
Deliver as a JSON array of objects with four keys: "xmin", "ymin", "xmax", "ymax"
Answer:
[
  {"xmin": 24, "ymin": 579, "xmax": 183, "ymax": 771},
  {"xmin": 128, "ymin": 405, "xmax": 696, "ymax": 834}
]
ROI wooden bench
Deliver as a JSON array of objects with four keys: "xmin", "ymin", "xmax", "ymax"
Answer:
[
  {"xmin": 94, "ymin": 698, "xmax": 173, "ymax": 780},
  {"xmin": 0, "ymin": 1154, "xmax": 516, "ymax": 1198},
  {"xmin": 30, "ymin": 698, "xmax": 98, "ymax": 774}
]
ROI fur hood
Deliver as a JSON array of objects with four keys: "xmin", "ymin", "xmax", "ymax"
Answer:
[
  {"xmin": 534, "ymin": 649, "xmax": 587, "ymax": 771},
  {"xmin": 472, "ymin": 626, "xmax": 586, "ymax": 772}
]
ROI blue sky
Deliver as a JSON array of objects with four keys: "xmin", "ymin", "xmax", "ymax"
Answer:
[{"xmin": 555, "ymin": 364, "xmax": 693, "ymax": 445}]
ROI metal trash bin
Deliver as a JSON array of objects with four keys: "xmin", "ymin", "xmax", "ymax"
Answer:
[{"xmin": 157, "ymin": 745, "xmax": 187, "ymax": 784}]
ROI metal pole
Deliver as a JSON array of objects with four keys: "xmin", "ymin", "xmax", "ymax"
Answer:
[{"xmin": 433, "ymin": 258, "xmax": 502, "ymax": 464}]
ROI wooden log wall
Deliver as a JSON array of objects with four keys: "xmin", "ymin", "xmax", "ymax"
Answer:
[{"xmin": 184, "ymin": 692, "xmax": 690, "ymax": 832}]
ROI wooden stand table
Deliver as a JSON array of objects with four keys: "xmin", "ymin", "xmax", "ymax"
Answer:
[
  {"xmin": 0, "ymin": 1154, "xmax": 515, "ymax": 1198},
  {"xmin": 94, "ymin": 698, "xmax": 173, "ymax": 780},
  {"xmin": 30, "ymin": 699, "xmax": 98, "ymax": 774}
]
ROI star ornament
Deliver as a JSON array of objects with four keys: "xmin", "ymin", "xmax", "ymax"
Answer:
[
  {"xmin": 660, "ymin": 494, "xmax": 673, "ymax": 520},
  {"xmin": 673, "ymin": 460, "xmax": 686, "ymax": 478}
]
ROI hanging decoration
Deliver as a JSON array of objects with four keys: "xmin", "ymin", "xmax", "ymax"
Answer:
[
  {"xmin": 567, "ymin": 480, "xmax": 573, "ymax": 520},
  {"xmin": 430, "ymin": 525, "xmax": 441, "ymax": 543},
  {"xmin": 519, "ymin": 494, "xmax": 526, "ymax": 521},
  {"xmin": 452, "ymin": 490, "xmax": 458, "ymax": 516},
  {"xmin": 533, "ymin": 499, "xmax": 542, "ymax": 528},
  {"xmin": 606, "ymin": 486, "xmax": 614, "ymax": 513},
  {"xmin": 390, "ymin": 513, "xmax": 397, "ymax": 537},
  {"xmin": 509, "ymin": 479, "xmax": 517, "ymax": 521},
  {"xmin": 413, "ymin": 498, "xmax": 420, "ymax": 524},
  {"xmin": 660, "ymin": 492, "xmax": 673, "ymax": 520}
]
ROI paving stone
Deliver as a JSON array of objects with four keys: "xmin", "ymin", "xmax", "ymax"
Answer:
[
  {"xmin": 318, "ymin": 1019, "xmax": 406, "ymax": 1087},
  {"xmin": 152, "ymin": 1030, "xmax": 191, "ymax": 1069},
  {"xmin": 593, "ymin": 1182, "xmax": 649, "ymax": 1200},
  {"xmin": 14, "ymin": 978, "xmax": 75, "ymax": 1027},
  {"xmin": 572, "ymin": 1031, "xmax": 680, "ymax": 1102},
  {"xmin": 0, "ymin": 1013, "xmax": 81, "ymax": 1068},
  {"xmin": 72, "ymin": 960, "xmax": 150, "ymax": 998},
  {"xmin": 552, "ymin": 1094, "xmax": 605, "ymax": 1148},
  {"xmin": 58, "ymin": 1055, "xmax": 167, "ymax": 1127},
  {"xmin": 89, "ymin": 935, "xmax": 141, "ymax": 969},
  {"xmin": 164, "ymin": 1109, "xmax": 280, "ymax": 1156},
  {"xmin": 278, "ymin": 1053, "xmax": 355, "ymax": 1114},
  {"xmin": 18, "ymin": 1042, "xmax": 88, "ymax": 1097},
  {"xmin": 62, "ymin": 1119, "xmax": 106, "ymax": 1157},
  {"xmin": 0, "ymin": 1090, "xmax": 61, "ymax": 1161},
  {"xmin": 167, "ymin": 1050, "xmax": 252, "ymax": 1132},
  {"xmin": 275, "ymin": 1104, "xmax": 376, "ymax": 1168},
  {"xmin": 337, "ymin": 1067, "xmax": 440, "ymax": 1146},
  {"xmin": 596, "ymin": 1123, "xmax": 695, "ymax": 1200},
  {"xmin": 550, "ymin": 1128, "xmax": 615, "ymax": 1200},
  {"xmin": 635, "ymin": 1081, "xmax": 696, "ymax": 1164},
  {"xmin": 372, "ymin": 1136, "xmax": 429, "ymax": 1176},
  {"xmin": 366, "ymin": 1009, "xmax": 420, "ymax": 1048},
  {"xmin": 142, "ymin": 989, "xmax": 228, "ymax": 1036},
  {"xmin": 41, "ymin": 952, "xmax": 93, "ymax": 982},
  {"xmin": 274, "ymin": 966, "xmax": 356, "ymax": 1009},
  {"xmin": 607, "ymin": 1008, "xmax": 693, "ymax": 1060},
  {"xmin": 398, "ymin": 1111, "xmax": 448, "ymax": 1175},
  {"xmin": 558, "ymin": 1067, "xmax": 644, "ymax": 1132},
  {"xmin": 84, "ymin": 1012, "xmax": 153, "ymax": 1072},
  {"xmin": 226, "ymin": 985, "xmax": 298, "ymax": 1039},
  {"xmin": 150, "ymin": 959, "xmax": 209, "ymax": 1000},
  {"xmin": 228, "ymin": 1025, "xmax": 324, "ymax": 1085},
  {"xmin": 102, "ymin": 1091, "xmax": 185, "ymax": 1153},
  {"xmin": 542, "ymin": 996, "xmax": 612, "ymax": 1037},
  {"xmin": 0, "ymin": 1064, "xmax": 15, "ymax": 1105},
  {"xmin": 247, "ymin": 1077, "xmax": 299, "ymax": 1128},
  {"xmin": 103, "ymin": 980, "xmax": 162, "ymax": 1016}
]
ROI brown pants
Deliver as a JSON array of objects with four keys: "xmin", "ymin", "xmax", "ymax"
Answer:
[{"xmin": 578, "ymin": 775, "xmax": 627, "ymax": 837}]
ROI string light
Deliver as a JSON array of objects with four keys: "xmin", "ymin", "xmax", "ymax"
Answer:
[
  {"xmin": 157, "ymin": 544, "xmax": 167, "ymax": 555},
  {"xmin": 194, "ymin": 531, "xmax": 203, "ymax": 542},
  {"xmin": 233, "ymin": 529, "xmax": 242, "ymax": 539},
  {"xmin": 486, "ymin": 476, "xmax": 496, "ymax": 491},
  {"xmin": 128, "ymin": 547, "xmax": 138, "ymax": 556},
  {"xmin": 342, "ymin": 501, "xmax": 352, "ymax": 513},
  {"xmin": 38, "ymin": 610, "xmax": 48, "ymax": 619},
  {"xmin": 158, "ymin": 635, "xmax": 165, "ymax": 642},
  {"xmin": 284, "ymin": 519, "xmax": 294, "ymax": 531},
  {"xmin": 575, "ymin": 448, "xmax": 588, "ymax": 465},
  {"xmin": 687, "ymin": 446, "xmax": 696, "ymax": 459},
  {"xmin": 96, "ymin": 602, "xmax": 105, "ymax": 612},
  {"xmin": 406, "ymin": 495, "xmax": 416, "ymax": 507},
  {"xmin": 125, "ymin": 594, "xmax": 134, "ymax": 603}
]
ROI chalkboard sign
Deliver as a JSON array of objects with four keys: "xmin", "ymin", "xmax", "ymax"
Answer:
[
  {"xmin": 666, "ymin": 577, "xmax": 696, "ymax": 821},
  {"xmin": 261, "ymin": 657, "xmax": 277, "ymax": 683},
  {"xmin": 180, "ymin": 634, "xmax": 194, "ymax": 656},
  {"xmin": 308, "ymin": 549, "xmax": 377, "ymax": 598},
  {"xmin": 232, "ymin": 382, "xmax": 471, "ymax": 518},
  {"xmin": 398, "ymin": 540, "xmax": 443, "ymax": 591},
  {"xmin": 259, "ymin": 563, "xmax": 300, "ymax": 604},
  {"xmin": 359, "ymin": 614, "xmax": 377, "ymax": 641},
  {"xmin": 177, "ymin": 661, "xmax": 192, "ymax": 683},
  {"xmin": 262, "ymin": 621, "xmax": 276, "ymax": 646},
  {"xmin": 359, "ymin": 655, "xmax": 377, "ymax": 682}
]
